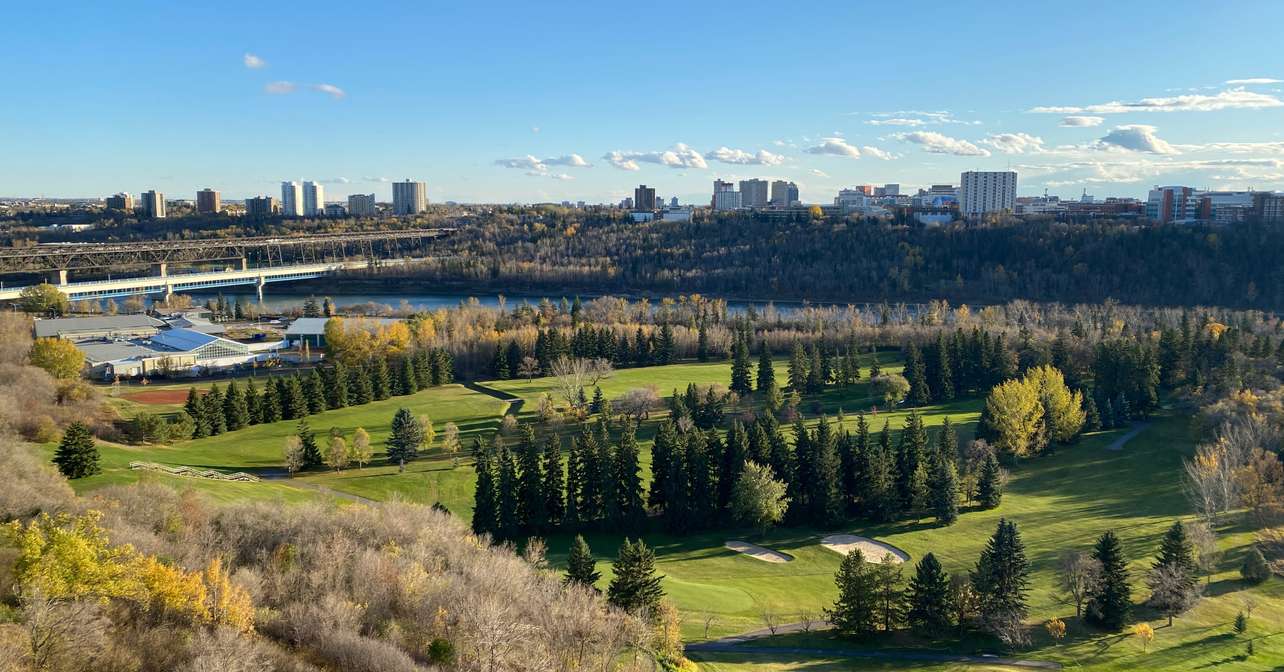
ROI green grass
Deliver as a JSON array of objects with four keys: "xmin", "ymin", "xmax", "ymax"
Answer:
[{"xmin": 64, "ymin": 358, "xmax": 1284, "ymax": 671}]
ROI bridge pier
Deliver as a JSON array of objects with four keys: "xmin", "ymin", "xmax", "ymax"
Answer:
[
  {"xmin": 256, "ymin": 275, "xmax": 266, "ymax": 302},
  {"xmin": 45, "ymin": 269, "xmax": 68, "ymax": 286},
  {"xmin": 239, "ymin": 257, "xmax": 248, "ymax": 272},
  {"xmin": 152, "ymin": 262, "xmax": 168, "ymax": 277}
]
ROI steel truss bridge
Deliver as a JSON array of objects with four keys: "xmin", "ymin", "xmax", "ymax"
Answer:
[
  {"xmin": 0, "ymin": 228, "xmax": 454, "ymax": 302},
  {"xmin": 0, "ymin": 228, "xmax": 455, "ymax": 274}
]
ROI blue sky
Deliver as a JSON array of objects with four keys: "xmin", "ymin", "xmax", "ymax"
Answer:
[{"xmin": 4, "ymin": 1, "xmax": 1284, "ymax": 204}]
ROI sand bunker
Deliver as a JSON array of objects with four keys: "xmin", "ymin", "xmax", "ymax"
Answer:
[
  {"xmin": 725, "ymin": 540, "xmax": 793, "ymax": 563},
  {"xmin": 820, "ymin": 535, "xmax": 909, "ymax": 564}
]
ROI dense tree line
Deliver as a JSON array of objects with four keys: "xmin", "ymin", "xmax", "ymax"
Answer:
[
  {"xmin": 182, "ymin": 347, "xmax": 453, "ymax": 453},
  {"xmin": 374, "ymin": 214, "xmax": 1284, "ymax": 310},
  {"xmin": 472, "ymin": 409, "xmax": 999, "ymax": 542}
]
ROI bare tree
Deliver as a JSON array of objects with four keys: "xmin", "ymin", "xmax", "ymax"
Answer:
[
  {"xmin": 701, "ymin": 612, "xmax": 720, "ymax": 640},
  {"xmin": 615, "ymin": 386, "xmax": 661, "ymax": 421},
  {"xmin": 549, "ymin": 357, "xmax": 613, "ymax": 409},
  {"xmin": 283, "ymin": 436, "xmax": 304, "ymax": 476},
  {"xmin": 760, "ymin": 606, "xmax": 779, "ymax": 635},
  {"xmin": 797, "ymin": 608, "xmax": 817, "ymax": 633},
  {"xmin": 1186, "ymin": 520, "xmax": 1222, "ymax": 585},
  {"xmin": 1147, "ymin": 563, "xmax": 1202, "ymax": 626},
  {"xmin": 1058, "ymin": 550, "xmax": 1101, "ymax": 619},
  {"xmin": 518, "ymin": 356, "xmax": 541, "ymax": 381}
]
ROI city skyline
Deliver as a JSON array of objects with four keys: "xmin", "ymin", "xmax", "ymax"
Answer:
[{"xmin": 3, "ymin": 1, "xmax": 1283, "ymax": 203}]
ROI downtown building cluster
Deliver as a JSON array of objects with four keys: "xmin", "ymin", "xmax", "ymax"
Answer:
[{"xmin": 102, "ymin": 179, "xmax": 429, "ymax": 220}]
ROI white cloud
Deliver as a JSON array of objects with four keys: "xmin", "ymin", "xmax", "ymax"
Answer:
[
  {"xmin": 603, "ymin": 151, "xmax": 641, "ymax": 171},
  {"xmin": 1098, "ymin": 125, "xmax": 1178, "ymax": 155},
  {"xmin": 866, "ymin": 111, "xmax": 982, "ymax": 126},
  {"xmin": 861, "ymin": 146, "xmax": 897, "ymax": 160},
  {"xmin": 808, "ymin": 169, "xmax": 829, "ymax": 178},
  {"xmin": 805, "ymin": 137, "xmax": 862, "ymax": 159},
  {"xmin": 602, "ymin": 144, "xmax": 707, "ymax": 170},
  {"xmin": 312, "ymin": 83, "xmax": 346, "ymax": 99},
  {"xmin": 705, "ymin": 147, "xmax": 786, "ymax": 165},
  {"xmin": 1060, "ymin": 115, "xmax": 1104, "ymax": 127},
  {"xmin": 544, "ymin": 154, "xmax": 591, "ymax": 167},
  {"xmin": 264, "ymin": 81, "xmax": 296, "ymax": 94},
  {"xmin": 319, "ymin": 177, "xmax": 350, "ymax": 184},
  {"xmin": 866, "ymin": 118, "xmax": 927, "ymax": 127},
  {"xmin": 362, "ymin": 176, "xmax": 391, "ymax": 183},
  {"xmin": 243, "ymin": 53, "xmax": 266, "ymax": 69},
  {"xmin": 494, "ymin": 155, "xmax": 544, "ymax": 170},
  {"xmin": 1226, "ymin": 78, "xmax": 1282, "ymax": 85},
  {"xmin": 982, "ymin": 132, "xmax": 1046, "ymax": 155},
  {"xmin": 497, "ymin": 153, "xmax": 592, "ymax": 175},
  {"xmin": 531, "ymin": 125, "xmax": 541, "ymax": 133},
  {"xmin": 1030, "ymin": 87, "xmax": 1284, "ymax": 114},
  {"xmin": 894, "ymin": 131, "xmax": 991, "ymax": 157}
]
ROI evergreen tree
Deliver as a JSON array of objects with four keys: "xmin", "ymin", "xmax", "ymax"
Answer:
[
  {"xmin": 590, "ymin": 386, "xmax": 605, "ymax": 414},
  {"xmin": 413, "ymin": 349, "xmax": 433, "ymax": 389},
  {"xmin": 863, "ymin": 421, "xmax": 898, "ymax": 522},
  {"xmin": 931, "ymin": 333, "xmax": 955, "ymax": 402},
  {"xmin": 828, "ymin": 548, "xmax": 878, "ymax": 636},
  {"xmin": 649, "ymin": 421, "xmax": 677, "ymax": 512},
  {"xmin": 52, "ymin": 421, "xmax": 100, "ymax": 479},
  {"xmin": 430, "ymin": 348, "xmax": 454, "ymax": 385},
  {"xmin": 874, "ymin": 555, "xmax": 905, "ymax": 632},
  {"xmin": 259, "ymin": 378, "xmax": 282, "ymax": 422},
  {"xmin": 205, "ymin": 385, "xmax": 226, "ymax": 435},
  {"xmin": 838, "ymin": 419, "xmax": 863, "ymax": 517},
  {"xmin": 186, "ymin": 387, "xmax": 209, "ymax": 438},
  {"xmin": 516, "ymin": 426, "xmax": 544, "ymax": 533},
  {"xmin": 906, "ymin": 553, "xmax": 953, "ymax": 635},
  {"xmin": 696, "ymin": 323, "xmax": 710, "ymax": 362},
  {"xmin": 1085, "ymin": 530, "xmax": 1132, "ymax": 631},
  {"xmin": 304, "ymin": 369, "xmax": 326, "ymax": 414},
  {"xmin": 972, "ymin": 519, "xmax": 1031, "ymax": 641},
  {"xmin": 471, "ymin": 447, "xmax": 498, "ymax": 538},
  {"xmin": 496, "ymin": 447, "xmax": 520, "ymax": 540},
  {"xmin": 1083, "ymin": 395, "xmax": 1101, "ymax": 432},
  {"xmin": 492, "ymin": 343, "xmax": 510, "ymax": 379},
  {"xmin": 1155, "ymin": 521, "xmax": 1198, "ymax": 584},
  {"xmin": 809, "ymin": 417, "xmax": 842, "ymax": 526},
  {"xmin": 719, "ymin": 420, "xmax": 750, "ymax": 514},
  {"xmin": 578, "ymin": 428, "xmax": 604, "ymax": 525},
  {"xmin": 371, "ymin": 358, "xmax": 391, "ymax": 400},
  {"xmin": 564, "ymin": 535, "xmax": 601, "ymax": 589},
  {"xmin": 399, "ymin": 357, "xmax": 419, "ymax": 396},
  {"xmin": 904, "ymin": 343, "xmax": 931, "ymax": 406},
  {"xmin": 350, "ymin": 364, "xmax": 373, "ymax": 405},
  {"xmin": 386, "ymin": 407, "xmax": 424, "ymax": 465},
  {"xmin": 896, "ymin": 412, "xmax": 930, "ymax": 511},
  {"xmin": 730, "ymin": 338, "xmax": 753, "ymax": 395},
  {"xmin": 542, "ymin": 434, "xmax": 565, "ymax": 528},
  {"xmin": 756, "ymin": 343, "xmax": 776, "ymax": 394},
  {"xmin": 787, "ymin": 341, "xmax": 809, "ymax": 392},
  {"xmin": 296, "ymin": 419, "xmax": 321, "ymax": 468},
  {"xmin": 505, "ymin": 340, "xmax": 524, "ymax": 379},
  {"xmin": 223, "ymin": 380, "xmax": 249, "ymax": 431},
  {"xmin": 615, "ymin": 424, "xmax": 646, "ymax": 527},
  {"xmin": 563, "ymin": 435, "xmax": 584, "ymax": 528},
  {"xmin": 977, "ymin": 451, "xmax": 1004, "ymax": 509},
  {"xmin": 656, "ymin": 324, "xmax": 675, "ymax": 365},
  {"xmin": 929, "ymin": 452, "xmax": 960, "ymax": 525},
  {"xmin": 607, "ymin": 539, "xmax": 665, "ymax": 615},
  {"xmin": 285, "ymin": 377, "xmax": 307, "ymax": 420},
  {"xmin": 330, "ymin": 362, "xmax": 351, "ymax": 409},
  {"xmin": 244, "ymin": 378, "xmax": 261, "ymax": 425},
  {"xmin": 937, "ymin": 417, "xmax": 958, "ymax": 462}
]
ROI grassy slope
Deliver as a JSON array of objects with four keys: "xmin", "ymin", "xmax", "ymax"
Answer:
[
  {"xmin": 683, "ymin": 413, "xmax": 1284, "ymax": 671},
  {"xmin": 64, "ymin": 358, "xmax": 1284, "ymax": 671}
]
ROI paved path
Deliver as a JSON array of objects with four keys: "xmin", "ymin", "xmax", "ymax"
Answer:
[
  {"xmin": 1105, "ymin": 421, "xmax": 1151, "ymax": 451},
  {"xmin": 687, "ymin": 623, "xmax": 1062, "ymax": 669},
  {"xmin": 463, "ymin": 381, "xmax": 525, "ymax": 416}
]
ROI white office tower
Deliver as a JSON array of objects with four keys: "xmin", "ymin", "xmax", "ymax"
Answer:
[
  {"xmin": 960, "ymin": 171, "xmax": 1017, "ymax": 217},
  {"xmin": 347, "ymin": 193, "xmax": 377, "ymax": 216},
  {"xmin": 281, "ymin": 181, "xmax": 304, "ymax": 217},
  {"xmin": 302, "ymin": 181, "xmax": 325, "ymax": 216},
  {"xmin": 392, "ymin": 179, "xmax": 428, "ymax": 215}
]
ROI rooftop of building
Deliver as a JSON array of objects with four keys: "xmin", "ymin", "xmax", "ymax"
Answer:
[{"xmin": 33, "ymin": 314, "xmax": 165, "ymax": 339}]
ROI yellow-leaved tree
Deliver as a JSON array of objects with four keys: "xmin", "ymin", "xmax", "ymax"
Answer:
[
  {"xmin": 1028, "ymin": 365, "xmax": 1086, "ymax": 444},
  {"xmin": 29, "ymin": 337, "xmax": 85, "ymax": 380},
  {"xmin": 985, "ymin": 378, "xmax": 1044, "ymax": 458}
]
